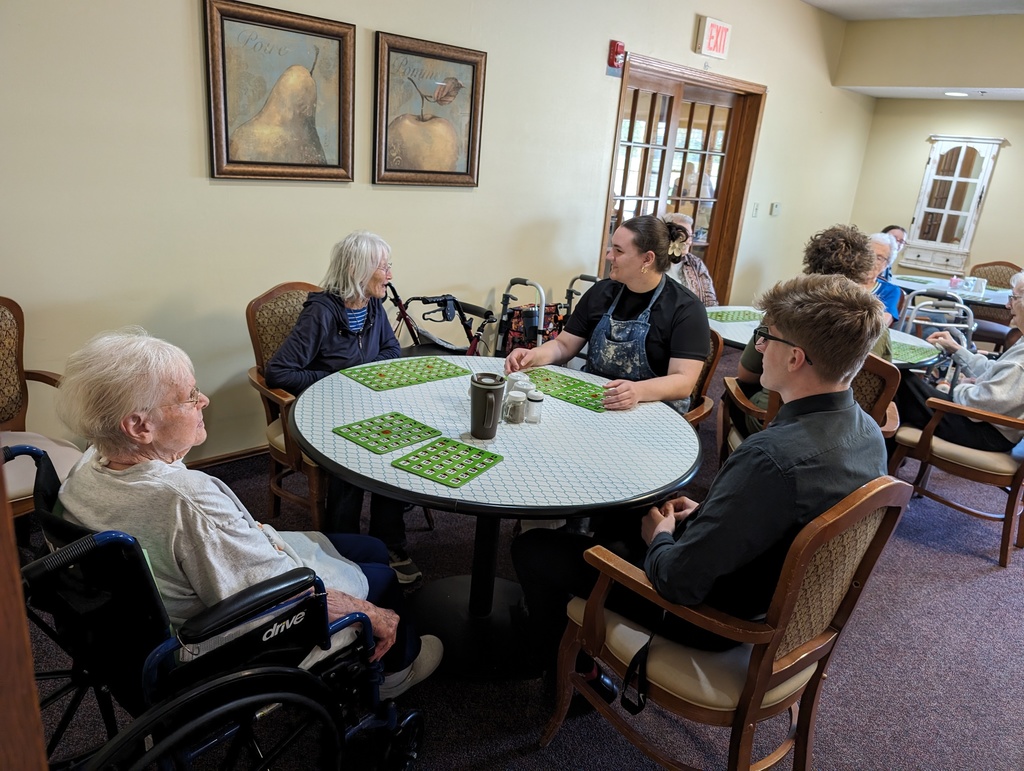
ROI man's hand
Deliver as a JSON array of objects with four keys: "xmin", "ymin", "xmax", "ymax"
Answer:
[
  {"xmin": 642, "ymin": 496, "xmax": 698, "ymax": 545},
  {"xmin": 326, "ymin": 591, "xmax": 399, "ymax": 662}
]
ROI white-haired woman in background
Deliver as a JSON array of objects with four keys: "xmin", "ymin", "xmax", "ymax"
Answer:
[
  {"xmin": 661, "ymin": 213, "xmax": 718, "ymax": 307},
  {"xmin": 56, "ymin": 327, "xmax": 441, "ymax": 697},
  {"xmin": 266, "ymin": 231, "xmax": 422, "ymax": 586},
  {"xmin": 869, "ymin": 231, "xmax": 902, "ymax": 326}
]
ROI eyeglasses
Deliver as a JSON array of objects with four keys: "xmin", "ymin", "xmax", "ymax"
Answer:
[
  {"xmin": 753, "ymin": 325, "xmax": 813, "ymax": 365},
  {"xmin": 159, "ymin": 385, "xmax": 203, "ymax": 411},
  {"xmin": 376, "ymin": 261, "xmax": 394, "ymax": 274},
  {"xmin": 1010, "ymin": 294, "xmax": 1021, "ymax": 302}
]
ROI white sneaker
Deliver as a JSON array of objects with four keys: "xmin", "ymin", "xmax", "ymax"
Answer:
[{"xmin": 378, "ymin": 635, "xmax": 444, "ymax": 699}]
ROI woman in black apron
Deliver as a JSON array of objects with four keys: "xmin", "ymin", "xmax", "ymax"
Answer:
[{"xmin": 505, "ymin": 215, "xmax": 710, "ymax": 415}]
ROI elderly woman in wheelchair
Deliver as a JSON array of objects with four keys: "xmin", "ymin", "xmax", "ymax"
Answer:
[{"xmin": 53, "ymin": 327, "xmax": 442, "ymax": 696}]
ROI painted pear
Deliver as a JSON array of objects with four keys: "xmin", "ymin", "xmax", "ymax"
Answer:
[{"xmin": 229, "ymin": 64, "xmax": 326, "ymax": 165}]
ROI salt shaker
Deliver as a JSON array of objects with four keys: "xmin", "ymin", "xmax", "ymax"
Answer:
[
  {"xmin": 505, "ymin": 371, "xmax": 528, "ymax": 401},
  {"xmin": 512, "ymin": 379, "xmax": 535, "ymax": 399},
  {"xmin": 525, "ymin": 389, "xmax": 544, "ymax": 424},
  {"xmin": 504, "ymin": 391, "xmax": 527, "ymax": 424}
]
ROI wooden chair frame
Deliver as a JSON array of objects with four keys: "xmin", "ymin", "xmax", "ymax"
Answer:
[
  {"xmin": 718, "ymin": 353, "xmax": 900, "ymax": 465},
  {"xmin": 888, "ymin": 396, "xmax": 1024, "ymax": 567},
  {"xmin": 1, "ymin": 296, "xmax": 78, "ymax": 517},
  {"xmin": 541, "ymin": 476, "xmax": 911, "ymax": 770},
  {"xmin": 245, "ymin": 282, "xmax": 327, "ymax": 529},
  {"xmin": 683, "ymin": 329, "xmax": 724, "ymax": 427}
]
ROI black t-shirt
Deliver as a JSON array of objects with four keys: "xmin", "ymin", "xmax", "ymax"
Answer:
[{"xmin": 563, "ymin": 278, "xmax": 710, "ymax": 376}]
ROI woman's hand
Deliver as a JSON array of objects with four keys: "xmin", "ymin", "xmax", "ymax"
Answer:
[
  {"xmin": 927, "ymin": 330, "xmax": 963, "ymax": 354},
  {"xmin": 504, "ymin": 347, "xmax": 539, "ymax": 373},
  {"xmin": 602, "ymin": 379, "xmax": 641, "ymax": 410},
  {"xmin": 326, "ymin": 590, "xmax": 399, "ymax": 662}
]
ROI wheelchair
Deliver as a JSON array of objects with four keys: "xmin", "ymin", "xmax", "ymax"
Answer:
[{"xmin": 9, "ymin": 444, "xmax": 423, "ymax": 770}]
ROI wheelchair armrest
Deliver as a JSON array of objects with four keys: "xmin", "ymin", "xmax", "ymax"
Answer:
[{"xmin": 178, "ymin": 567, "xmax": 317, "ymax": 644}]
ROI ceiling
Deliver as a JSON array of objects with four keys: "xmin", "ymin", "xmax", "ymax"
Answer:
[
  {"xmin": 800, "ymin": 0, "xmax": 1024, "ymax": 21},
  {"xmin": 800, "ymin": 0, "xmax": 1024, "ymax": 99}
]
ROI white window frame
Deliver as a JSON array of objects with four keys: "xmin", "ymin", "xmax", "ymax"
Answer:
[{"xmin": 900, "ymin": 134, "xmax": 1004, "ymax": 275}]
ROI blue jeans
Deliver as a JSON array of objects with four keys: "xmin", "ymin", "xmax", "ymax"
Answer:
[{"xmin": 326, "ymin": 534, "xmax": 420, "ymax": 672}]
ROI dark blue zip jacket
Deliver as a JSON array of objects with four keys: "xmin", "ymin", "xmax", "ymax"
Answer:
[{"xmin": 265, "ymin": 291, "xmax": 400, "ymax": 394}]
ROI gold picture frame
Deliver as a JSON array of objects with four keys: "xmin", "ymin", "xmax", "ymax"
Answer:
[
  {"xmin": 204, "ymin": 0, "xmax": 355, "ymax": 181},
  {"xmin": 374, "ymin": 32, "xmax": 486, "ymax": 186}
]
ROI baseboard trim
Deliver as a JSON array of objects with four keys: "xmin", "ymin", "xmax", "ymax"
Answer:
[{"xmin": 186, "ymin": 445, "xmax": 269, "ymax": 471}]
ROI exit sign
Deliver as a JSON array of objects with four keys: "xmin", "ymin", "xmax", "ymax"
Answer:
[{"xmin": 697, "ymin": 16, "xmax": 732, "ymax": 60}]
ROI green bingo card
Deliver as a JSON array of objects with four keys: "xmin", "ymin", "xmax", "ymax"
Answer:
[
  {"xmin": 341, "ymin": 356, "xmax": 470, "ymax": 391},
  {"xmin": 706, "ymin": 309, "xmax": 762, "ymax": 323},
  {"xmin": 333, "ymin": 412, "xmax": 441, "ymax": 454},
  {"xmin": 527, "ymin": 368, "xmax": 606, "ymax": 412},
  {"xmin": 391, "ymin": 437, "xmax": 503, "ymax": 488},
  {"xmin": 892, "ymin": 340, "xmax": 940, "ymax": 364}
]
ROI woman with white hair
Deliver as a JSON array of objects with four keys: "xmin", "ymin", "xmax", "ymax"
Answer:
[
  {"xmin": 662, "ymin": 212, "xmax": 718, "ymax": 307},
  {"xmin": 266, "ymin": 231, "xmax": 422, "ymax": 585},
  {"xmin": 55, "ymin": 327, "xmax": 441, "ymax": 697},
  {"xmin": 868, "ymin": 231, "xmax": 902, "ymax": 326}
]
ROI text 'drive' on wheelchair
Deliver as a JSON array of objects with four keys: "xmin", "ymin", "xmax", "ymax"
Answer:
[{"xmin": 9, "ymin": 444, "xmax": 423, "ymax": 770}]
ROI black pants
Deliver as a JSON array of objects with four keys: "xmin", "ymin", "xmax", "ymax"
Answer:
[
  {"xmin": 895, "ymin": 374, "xmax": 1015, "ymax": 452},
  {"xmin": 510, "ymin": 527, "xmax": 736, "ymax": 675},
  {"xmin": 325, "ymin": 476, "xmax": 408, "ymax": 550}
]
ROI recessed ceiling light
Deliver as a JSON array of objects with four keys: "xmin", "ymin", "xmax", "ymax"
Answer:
[{"xmin": 944, "ymin": 91, "xmax": 969, "ymax": 97}]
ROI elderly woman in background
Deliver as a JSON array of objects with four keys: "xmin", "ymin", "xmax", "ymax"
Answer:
[
  {"xmin": 55, "ymin": 328, "xmax": 441, "ymax": 697},
  {"xmin": 894, "ymin": 271, "xmax": 1024, "ymax": 452},
  {"xmin": 868, "ymin": 232, "xmax": 902, "ymax": 326},
  {"xmin": 662, "ymin": 212, "xmax": 718, "ymax": 307},
  {"xmin": 505, "ymin": 214, "xmax": 710, "ymax": 415},
  {"xmin": 266, "ymin": 231, "xmax": 421, "ymax": 585}
]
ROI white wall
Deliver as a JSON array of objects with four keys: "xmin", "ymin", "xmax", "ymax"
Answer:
[{"xmin": 2, "ymin": 0, "xmax": 876, "ymax": 460}]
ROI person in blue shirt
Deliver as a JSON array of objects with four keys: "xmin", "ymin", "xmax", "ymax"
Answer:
[{"xmin": 869, "ymin": 232, "xmax": 903, "ymax": 326}]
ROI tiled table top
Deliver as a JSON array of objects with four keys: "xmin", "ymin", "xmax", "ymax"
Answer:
[{"xmin": 291, "ymin": 356, "xmax": 701, "ymax": 519}]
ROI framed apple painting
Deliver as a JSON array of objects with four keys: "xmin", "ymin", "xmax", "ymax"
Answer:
[
  {"xmin": 204, "ymin": 0, "xmax": 355, "ymax": 181},
  {"xmin": 374, "ymin": 33, "xmax": 486, "ymax": 186}
]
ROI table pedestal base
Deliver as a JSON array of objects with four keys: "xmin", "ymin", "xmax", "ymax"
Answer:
[{"xmin": 411, "ymin": 575, "xmax": 535, "ymax": 680}]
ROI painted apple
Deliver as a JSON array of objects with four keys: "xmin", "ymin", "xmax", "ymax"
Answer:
[{"xmin": 387, "ymin": 113, "xmax": 460, "ymax": 172}]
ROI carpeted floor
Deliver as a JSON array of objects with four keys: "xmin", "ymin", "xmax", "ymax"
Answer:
[{"xmin": 26, "ymin": 348, "xmax": 1024, "ymax": 769}]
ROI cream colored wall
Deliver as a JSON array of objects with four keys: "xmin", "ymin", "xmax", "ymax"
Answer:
[
  {"xmin": 837, "ymin": 16, "xmax": 1024, "ymax": 90},
  {"xmin": 850, "ymin": 99, "xmax": 1024, "ymax": 269},
  {"xmin": 1, "ymin": 0, "xmax": 875, "ymax": 461}
]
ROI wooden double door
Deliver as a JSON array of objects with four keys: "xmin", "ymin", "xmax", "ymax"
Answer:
[{"xmin": 602, "ymin": 54, "xmax": 766, "ymax": 303}]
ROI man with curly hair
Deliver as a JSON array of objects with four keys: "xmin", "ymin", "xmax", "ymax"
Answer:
[{"xmin": 732, "ymin": 224, "xmax": 892, "ymax": 437}]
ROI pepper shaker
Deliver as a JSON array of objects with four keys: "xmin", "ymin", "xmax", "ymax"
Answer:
[{"xmin": 504, "ymin": 391, "xmax": 527, "ymax": 424}]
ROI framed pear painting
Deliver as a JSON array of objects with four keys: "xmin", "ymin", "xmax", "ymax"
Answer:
[
  {"xmin": 204, "ymin": 0, "xmax": 354, "ymax": 181},
  {"xmin": 374, "ymin": 33, "xmax": 486, "ymax": 186}
]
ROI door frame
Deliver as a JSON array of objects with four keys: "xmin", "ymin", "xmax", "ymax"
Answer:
[{"xmin": 601, "ymin": 53, "xmax": 766, "ymax": 304}]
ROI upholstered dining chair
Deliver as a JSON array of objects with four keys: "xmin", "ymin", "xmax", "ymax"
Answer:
[
  {"xmin": 718, "ymin": 353, "xmax": 900, "ymax": 463},
  {"xmin": 683, "ymin": 329, "xmax": 724, "ymax": 427},
  {"xmin": 0, "ymin": 296, "xmax": 82, "ymax": 517},
  {"xmin": 968, "ymin": 261, "xmax": 1022, "ymax": 354},
  {"xmin": 246, "ymin": 282, "xmax": 328, "ymax": 529},
  {"xmin": 541, "ymin": 476, "xmax": 912, "ymax": 770},
  {"xmin": 888, "ymin": 396, "xmax": 1024, "ymax": 567}
]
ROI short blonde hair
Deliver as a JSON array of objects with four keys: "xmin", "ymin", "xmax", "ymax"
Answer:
[
  {"xmin": 56, "ymin": 327, "xmax": 194, "ymax": 457},
  {"xmin": 321, "ymin": 231, "xmax": 391, "ymax": 303},
  {"xmin": 757, "ymin": 274, "xmax": 884, "ymax": 385}
]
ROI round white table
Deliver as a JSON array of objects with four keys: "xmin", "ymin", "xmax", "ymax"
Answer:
[{"xmin": 289, "ymin": 356, "xmax": 702, "ymax": 675}]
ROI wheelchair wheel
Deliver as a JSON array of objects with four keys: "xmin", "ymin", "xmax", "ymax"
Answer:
[
  {"xmin": 84, "ymin": 667, "xmax": 346, "ymax": 770},
  {"xmin": 382, "ymin": 709, "xmax": 424, "ymax": 771}
]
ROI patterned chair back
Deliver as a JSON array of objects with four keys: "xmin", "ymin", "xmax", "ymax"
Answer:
[
  {"xmin": 970, "ymin": 261, "xmax": 1020, "ymax": 325},
  {"xmin": 247, "ymin": 283, "xmax": 320, "ymax": 375},
  {"xmin": 0, "ymin": 297, "xmax": 27, "ymax": 429}
]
